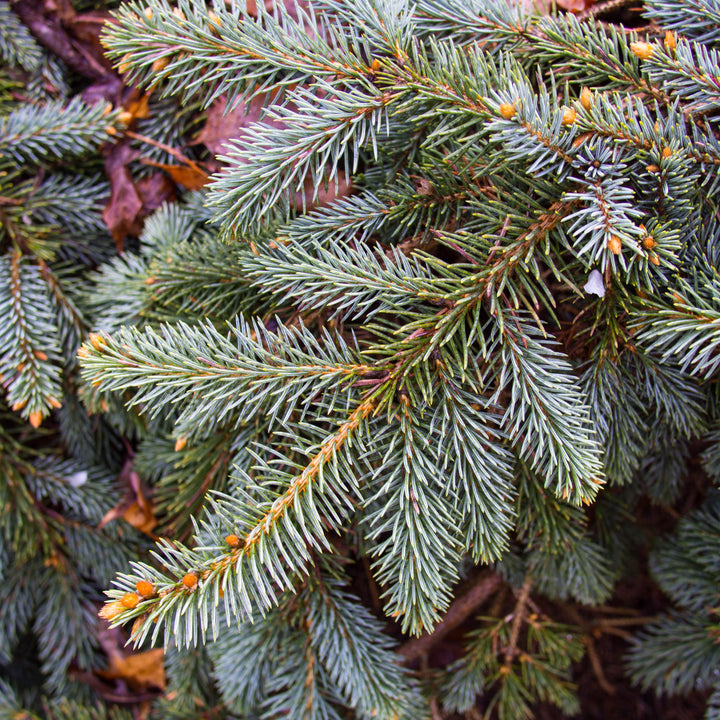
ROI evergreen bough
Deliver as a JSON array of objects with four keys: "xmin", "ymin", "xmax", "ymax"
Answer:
[
  {"xmin": 0, "ymin": 0, "xmax": 143, "ymax": 712},
  {"xmin": 3, "ymin": 0, "xmax": 720, "ymax": 717}
]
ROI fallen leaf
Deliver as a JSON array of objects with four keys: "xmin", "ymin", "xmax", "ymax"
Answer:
[
  {"xmin": 193, "ymin": 95, "xmax": 265, "ymax": 156},
  {"xmin": 126, "ymin": 92, "xmax": 151, "ymax": 121},
  {"xmin": 146, "ymin": 161, "xmax": 209, "ymax": 190},
  {"xmin": 193, "ymin": 91, "xmax": 291, "ymax": 157},
  {"xmin": 135, "ymin": 171, "xmax": 177, "ymax": 213},
  {"xmin": 97, "ymin": 648, "xmax": 166, "ymax": 692},
  {"xmin": 103, "ymin": 142, "xmax": 142, "ymax": 251},
  {"xmin": 294, "ymin": 171, "xmax": 352, "ymax": 212},
  {"xmin": 100, "ymin": 457, "xmax": 158, "ymax": 536},
  {"xmin": 122, "ymin": 500, "xmax": 158, "ymax": 534},
  {"xmin": 81, "ymin": 76, "xmax": 122, "ymax": 107},
  {"xmin": 44, "ymin": 0, "xmax": 75, "ymax": 25},
  {"xmin": 555, "ymin": 0, "xmax": 597, "ymax": 11},
  {"xmin": 68, "ymin": 12, "xmax": 116, "ymax": 71}
]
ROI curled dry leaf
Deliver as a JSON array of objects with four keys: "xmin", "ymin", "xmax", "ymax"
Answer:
[
  {"xmin": 193, "ymin": 92, "xmax": 289, "ymax": 157},
  {"xmin": 294, "ymin": 171, "xmax": 352, "ymax": 213},
  {"xmin": 100, "ymin": 457, "xmax": 157, "ymax": 536},
  {"xmin": 97, "ymin": 648, "xmax": 166, "ymax": 692},
  {"xmin": 147, "ymin": 162, "xmax": 209, "ymax": 191},
  {"xmin": 135, "ymin": 171, "xmax": 176, "ymax": 214},
  {"xmin": 555, "ymin": 0, "xmax": 598, "ymax": 11},
  {"xmin": 103, "ymin": 142, "xmax": 142, "ymax": 252}
]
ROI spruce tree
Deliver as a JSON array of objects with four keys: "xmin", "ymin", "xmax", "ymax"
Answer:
[{"xmin": 4, "ymin": 0, "xmax": 720, "ymax": 717}]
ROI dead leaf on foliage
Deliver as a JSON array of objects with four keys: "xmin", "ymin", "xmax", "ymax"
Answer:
[
  {"xmin": 122, "ymin": 499, "xmax": 157, "ymax": 535},
  {"xmin": 144, "ymin": 160, "xmax": 209, "ymax": 190},
  {"xmin": 294, "ymin": 171, "xmax": 352, "ymax": 212},
  {"xmin": 97, "ymin": 648, "xmax": 166, "ymax": 692},
  {"xmin": 135, "ymin": 171, "xmax": 177, "ymax": 213},
  {"xmin": 193, "ymin": 92, "xmax": 292, "ymax": 157},
  {"xmin": 126, "ymin": 92, "xmax": 151, "ymax": 121},
  {"xmin": 193, "ymin": 95, "xmax": 266, "ymax": 156},
  {"xmin": 44, "ymin": 0, "xmax": 75, "ymax": 24},
  {"xmin": 99, "ymin": 457, "xmax": 157, "ymax": 536},
  {"xmin": 103, "ymin": 142, "xmax": 143, "ymax": 251},
  {"xmin": 555, "ymin": 0, "xmax": 598, "ymax": 11},
  {"xmin": 81, "ymin": 77, "xmax": 122, "ymax": 107},
  {"xmin": 68, "ymin": 12, "xmax": 116, "ymax": 71}
]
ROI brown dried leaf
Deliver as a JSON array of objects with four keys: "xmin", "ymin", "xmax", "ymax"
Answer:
[
  {"xmin": 103, "ymin": 142, "xmax": 142, "ymax": 251},
  {"xmin": 294, "ymin": 171, "xmax": 352, "ymax": 212},
  {"xmin": 97, "ymin": 648, "xmax": 166, "ymax": 692},
  {"xmin": 193, "ymin": 95, "xmax": 266, "ymax": 156},
  {"xmin": 555, "ymin": 0, "xmax": 597, "ymax": 11},
  {"xmin": 122, "ymin": 500, "xmax": 158, "ymax": 534},
  {"xmin": 194, "ymin": 92, "xmax": 292, "ymax": 157},
  {"xmin": 135, "ymin": 171, "xmax": 177, "ymax": 213},
  {"xmin": 152, "ymin": 162, "xmax": 210, "ymax": 190},
  {"xmin": 126, "ymin": 92, "xmax": 151, "ymax": 121},
  {"xmin": 99, "ymin": 459, "xmax": 157, "ymax": 536},
  {"xmin": 68, "ymin": 12, "xmax": 116, "ymax": 71}
]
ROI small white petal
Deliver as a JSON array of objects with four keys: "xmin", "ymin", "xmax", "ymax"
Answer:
[
  {"xmin": 583, "ymin": 269, "xmax": 605, "ymax": 298},
  {"xmin": 67, "ymin": 470, "xmax": 88, "ymax": 488}
]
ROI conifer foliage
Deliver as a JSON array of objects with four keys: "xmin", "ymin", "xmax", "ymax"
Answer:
[
  {"xmin": 4, "ymin": 0, "xmax": 720, "ymax": 717},
  {"xmin": 0, "ymin": 1, "xmax": 143, "ymax": 712}
]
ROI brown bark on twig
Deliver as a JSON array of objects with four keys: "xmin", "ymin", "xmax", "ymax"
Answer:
[
  {"xmin": 398, "ymin": 571, "xmax": 502, "ymax": 663},
  {"xmin": 502, "ymin": 573, "xmax": 534, "ymax": 666}
]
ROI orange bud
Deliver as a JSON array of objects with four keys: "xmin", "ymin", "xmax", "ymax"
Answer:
[
  {"xmin": 117, "ymin": 111, "xmax": 133, "ymax": 125},
  {"xmin": 562, "ymin": 106, "xmax": 577, "ymax": 126},
  {"xmin": 371, "ymin": 58, "xmax": 382, "ymax": 72},
  {"xmin": 580, "ymin": 87, "xmax": 593, "ymax": 111},
  {"xmin": 182, "ymin": 572, "xmax": 198, "ymax": 589},
  {"xmin": 499, "ymin": 102, "xmax": 516, "ymax": 119},
  {"xmin": 48, "ymin": 397, "xmax": 62, "ymax": 409},
  {"xmin": 225, "ymin": 534, "xmax": 242, "ymax": 548},
  {"xmin": 105, "ymin": 126, "xmax": 118, "ymax": 136},
  {"xmin": 99, "ymin": 600, "xmax": 125, "ymax": 621},
  {"xmin": 136, "ymin": 580, "xmax": 155, "ymax": 598},
  {"xmin": 102, "ymin": 103, "xmax": 113, "ymax": 117},
  {"xmin": 144, "ymin": 276, "xmax": 157, "ymax": 285},
  {"xmin": 607, "ymin": 235, "xmax": 622, "ymax": 255},
  {"xmin": 631, "ymin": 42, "xmax": 653, "ymax": 60},
  {"xmin": 172, "ymin": 7, "xmax": 186, "ymax": 21},
  {"xmin": 662, "ymin": 146, "xmax": 672, "ymax": 158},
  {"xmin": 208, "ymin": 10, "xmax": 221, "ymax": 25},
  {"xmin": 143, "ymin": 6, "xmax": 153, "ymax": 19},
  {"xmin": 174, "ymin": 436, "xmax": 187, "ymax": 452},
  {"xmin": 664, "ymin": 30, "xmax": 676, "ymax": 51},
  {"xmin": 11, "ymin": 399, "xmax": 27, "ymax": 411},
  {"xmin": 646, "ymin": 164, "xmax": 659, "ymax": 173},
  {"xmin": 121, "ymin": 592, "xmax": 140, "ymax": 609},
  {"xmin": 643, "ymin": 235, "xmax": 657, "ymax": 250},
  {"xmin": 29, "ymin": 411, "xmax": 42, "ymax": 429},
  {"xmin": 88, "ymin": 332, "xmax": 106, "ymax": 350},
  {"xmin": 649, "ymin": 252, "xmax": 660, "ymax": 266}
]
